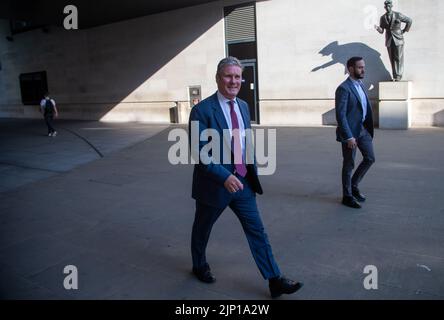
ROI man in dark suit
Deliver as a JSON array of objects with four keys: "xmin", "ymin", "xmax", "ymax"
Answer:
[
  {"xmin": 189, "ymin": 56, "xmax": 303, "ymax": 298},
  {"xmin": 375, "ymin": 0, "xmax": 412, "ymax": 81},
  {"xmin": 335, "ymin": 57, "xmax": 375, "ymax": 209}
]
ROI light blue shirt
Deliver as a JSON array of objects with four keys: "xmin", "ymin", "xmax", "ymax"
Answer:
[
  {"xmin": 349, "ymin": 78, "xmax": 367, "ymax": 122},
  {"xmin": 217, "ymin": 91, "xmax": 246, "ymax": 156}
]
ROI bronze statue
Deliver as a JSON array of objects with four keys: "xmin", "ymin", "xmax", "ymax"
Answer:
[{"xmin": 375, "ymin": 0, "xmax": 412, "ymax": 81}]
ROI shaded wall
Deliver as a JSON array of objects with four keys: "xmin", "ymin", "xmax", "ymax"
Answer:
[
  {"xmin": 1, "ymin": 0, "xmax": 444, "ymax": 127},
  {"xmin": 0, "ymin": 0, "xmax": 252, "ymax": 122}
]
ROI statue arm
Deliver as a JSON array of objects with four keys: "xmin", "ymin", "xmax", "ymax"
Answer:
[
  {"xmin": 375, "ymin": 17, "xmax": 384, "ymax": 34},
  {"xmin": 399, "ymin": 13, "xmax": 412, "ymax": 33}
]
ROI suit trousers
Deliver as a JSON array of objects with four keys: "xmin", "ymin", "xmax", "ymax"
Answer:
[
  {"xmin": 191, "ymin": 174, "xmax": 281, "ymax": 279},
  {"xmin": 387, "ymin": 44, "xmax": 404, "ymax": 80},
  {"xmin": 341, "ymin": 126, "xmax": 375, "ymax": 198}
]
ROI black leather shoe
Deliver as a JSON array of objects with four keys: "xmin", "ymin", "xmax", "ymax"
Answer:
[
  {"xmin": 352, "ymin": 188, "xmax": 366, "ymax": 202},
  {"xmin": 192, "ymin": 265, "xmax": 216, "ymax": 283},
  {"xmin": 269, "ymin": 277, "xmax": 303, "ymax": 298},
  {"xmin": 342, "ymin": 196, "xmax": 362, "ymax": 209}
]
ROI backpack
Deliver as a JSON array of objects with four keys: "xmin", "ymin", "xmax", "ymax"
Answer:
[{"xmin": 44, "ymin": 99, "xmax": 54, "ymax": 116}]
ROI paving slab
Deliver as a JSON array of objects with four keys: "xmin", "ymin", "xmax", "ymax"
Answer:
[{"xmin": 0, "ymin": 119, "xmax": 443, "ymax": 299}]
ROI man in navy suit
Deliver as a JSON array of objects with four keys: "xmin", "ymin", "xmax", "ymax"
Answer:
[
  {"xmin": 189, "ymin": 56, "xmax": 303, "ymax": 298},
  {"xmin": 335, "ymin": 57, "xmax": 375, "ymax": 209}
]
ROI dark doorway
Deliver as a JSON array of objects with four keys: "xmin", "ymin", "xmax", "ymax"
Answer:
[
  {"xmin": 224, "ymin": 2, "xmax": 259, "ymax": 123},
  {"xmin": 19, "ymin": 71, "xmax": 48, "ymax": 105},
  {"xmin": 238, "ymin": 61, "xmax": 258, "ymax": 123}
]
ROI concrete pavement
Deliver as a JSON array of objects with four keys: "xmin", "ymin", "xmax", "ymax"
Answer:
[{"xmin": 1, "ymin": 119, "xmax": 444, "ymax": 299}]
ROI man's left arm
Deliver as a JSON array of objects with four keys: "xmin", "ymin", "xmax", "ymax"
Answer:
[
  {"xmin": 189, "ymin": 106, "xmax": 232, "ymax": 185},
  {"xmin": 399, "ymin": 13, "xmax": 412, "ymax": 33},
  {"xmin": 239, "ymin": 101, "xmax": 256, "ymax": 166},
  {"xmin": 39, "ymin": 99, "xmax": 45, "ymax": 113},
  {"xmin": 52, "ymin": 100, "xmax": 59, "ymax": 117}
]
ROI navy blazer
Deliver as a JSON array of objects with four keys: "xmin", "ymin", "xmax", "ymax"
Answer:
[
  {"xmin": 335, "ymin": 78, "xmax": 374, "ymax": 142},
  {"xmin": 188, "ymin": 92, "xmax": 262, "ymax": 208}
]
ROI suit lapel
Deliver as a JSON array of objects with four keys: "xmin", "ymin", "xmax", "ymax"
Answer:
[
  {"xmin": 236, "ymin": 98, "xmax": 255, "ymax": 166},
  {"xmin": 359, "ymin": 83, "xmax": 373, "ymax": 121},
  {"xmin": 347, "ymin": 78, "xmax": 362, "ymax": 107},
  {"xmin": 211, "ymin": 93, "xmax": 232, "ymax": 152},
  {"xmin": 211, "ymin": 93, "xmax": 228, "ymax": 131},
  {"xmin": 236, "ymin": 98, "xmax": 250, "ymax": 129},
  {"xmin": 384, "ymin": 13, "xmax": 390, "ymax": 26},
  {"xmin": 359, "ymin": 82, "xmax": 372, "ymax": 111},
  {"xmin": 389, "ymin": 12, "xmax": 396, "ymax": 28}
]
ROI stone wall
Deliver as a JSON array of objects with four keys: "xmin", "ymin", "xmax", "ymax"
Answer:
[{"xmin": 1, "ymin": 0, "xmax": 443, "ymax": 126}]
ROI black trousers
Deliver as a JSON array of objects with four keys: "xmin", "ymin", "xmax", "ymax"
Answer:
[
  {"xmin": 341, "ymin": 127, "xmax": 375, "ymax": 198},
  {"xmin": 44, "ymin": 115, "xmax": 55, "ymax": 134}
]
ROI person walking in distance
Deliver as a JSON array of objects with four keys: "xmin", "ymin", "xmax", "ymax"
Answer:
[
  {"xmin": 335, "ymin": 57, "xmax": 375, "ymax": 209},
  {"xmin": 40, "ymin": 92, "xmax": 59, "ymax": 137}
]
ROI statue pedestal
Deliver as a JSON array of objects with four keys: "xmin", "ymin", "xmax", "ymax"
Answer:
[{"xmin": 378, "ymin": 81, "xmax": 412, "ymax": 129}]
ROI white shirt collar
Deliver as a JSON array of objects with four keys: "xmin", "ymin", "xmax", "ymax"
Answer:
[
  {"xmin": 217, "ymin": 91, "xmax": 237, "ymax": 107},
  {"xmin": 349, "ymin": 77, "xmax": 363, "ymax": 87}
]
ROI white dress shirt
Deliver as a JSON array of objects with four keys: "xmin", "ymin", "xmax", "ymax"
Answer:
[
  {"xmin": 216, "ymin": 91, "xmax": 246, "ymax": 157},
  {"xmin": 40, "ymin": 98, "xmax": 56, "ymax": 109},
  {"xmin": 349, "ymin": 78, "xmax": 367, "ymax": 122}
]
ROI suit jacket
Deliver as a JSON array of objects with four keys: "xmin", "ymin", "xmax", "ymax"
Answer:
[
  {"xmin": 379, "ymin": 11, "xmax": 412, "ymax": 47},
  {"xmin": 189, "ymin": 92, "xmax": 263, "ymax": 208},
  {"xmin": 335, "ymin": 78, "xmax": 374, "ymax": 143}
]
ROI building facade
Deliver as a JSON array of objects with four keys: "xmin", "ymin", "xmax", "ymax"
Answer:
[{"xmin": 1, "ymin": 0, "xmax": 443, "ymax": 126}]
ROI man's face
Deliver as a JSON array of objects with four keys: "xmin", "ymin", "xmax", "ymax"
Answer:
[
  {"xmin": 216, "ymin": 65, "xmax": 242, "ymax": 100},
  {"xmin": 350, "ymin": 60, "xmax": 365, "ymax": 79},
  {"xmin": 384, "ymin": 3, "xmax": 393, "ymax": 13}
]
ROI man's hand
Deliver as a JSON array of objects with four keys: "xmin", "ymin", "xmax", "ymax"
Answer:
[
  {"xmin": 347, "ymin": 137, "xmax": 357, "ymax": 149},
  {"xmin": 224, "ymin": 175, "xmax": 244, "ymax": 193},
  {"xmin": 374, "ymin": 25, "xmax": 383, "ymax": 33}
]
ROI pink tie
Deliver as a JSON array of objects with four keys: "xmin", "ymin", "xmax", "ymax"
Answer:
[{"xmin": 229, "ymin": 100, "xmax": 247, "ymax": 177}]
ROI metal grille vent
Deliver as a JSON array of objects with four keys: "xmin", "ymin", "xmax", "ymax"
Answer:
[{"xmin": 224, "ymin": 4, "xmax": 255, "ymax": 43}]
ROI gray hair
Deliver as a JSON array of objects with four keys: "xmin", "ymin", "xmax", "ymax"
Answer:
[{"xmin": 216, "ymin": 56, "xmax": 243, "ymax": 75}]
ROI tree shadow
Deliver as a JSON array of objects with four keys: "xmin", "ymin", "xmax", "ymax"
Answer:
[{"xmin": 312, "ymin": 41, "xmax": 391, "ymax": 99}]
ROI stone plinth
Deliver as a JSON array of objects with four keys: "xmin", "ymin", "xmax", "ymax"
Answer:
[{"xmin": 379, "ymin": 81, "xmax": 412, "ymax": 129}]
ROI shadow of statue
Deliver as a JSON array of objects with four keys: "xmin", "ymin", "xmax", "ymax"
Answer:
[{"xmin": 312, "ymin": 41, "xmax": 391, "ymax": 99}]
